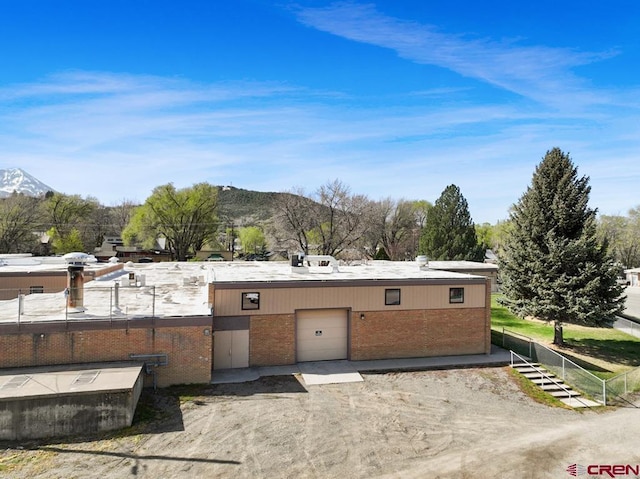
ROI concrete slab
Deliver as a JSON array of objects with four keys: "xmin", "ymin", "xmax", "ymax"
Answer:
[
  {"xmin": 560, "ymin": 397, "xmax": 602, "ymax": 408},
  {"xmin": 351, "ymin": 346, "xmax": 511, "ymax": 373},
  {"xmin": 0, "ymin": 362, "xmax": 145, "ymax": 440},
  {"xmin": 0, "ymin": 362, "xmax": 144, "ymax": 398},
  {"xmin": 210, "ymin": 347, "xmax": 512, "ymax": 385},
  {"xmin": 298, "ymin": 361, "xmax": 364, "ymax": 386}
]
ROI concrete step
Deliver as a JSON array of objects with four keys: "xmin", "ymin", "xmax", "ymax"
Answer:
[
  {"xmin": 511, "ymin": 362, "xmax": 597, "ymax": 408},
  {"xmin": 549, "ymin": 389, "xmax": 581, "ymax": 398},
  {"xmin": 561, "ymin": 397, "xmax": 601, "ymax": 408},
  {"xmin": 513, "ymin": 366, "xmax": 546, "ymax": 374},
  {"xmin": 530, "ymin": 377, "xmax": 562, "ymax": 385},
  {"xmin": 523, "ymin": 372, "xmax": 557, "ymax": 380},
  {"xmin": 538, "ymin": 383, "xmax": 568, "ymax": 392},
  {"xmin": 512, "ymin": 362, "xmax": 540, "ymax": 368}
]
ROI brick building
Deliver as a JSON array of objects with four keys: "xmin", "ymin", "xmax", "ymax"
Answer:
[
  {"xmin": 0, "ymin": 257, "xmax": 214, "ymax": 388},
  {"xmin": 210, "ymin": 257, "xmax": 491, "ymax": 371},
  {"xmin": 0, "ymin": 257, "xmax": 491, "ymax": 386}
]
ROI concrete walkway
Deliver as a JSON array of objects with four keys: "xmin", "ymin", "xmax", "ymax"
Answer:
[{"xmin": 211, "ymin": 345, "xmax": 512, "ymax": 385}]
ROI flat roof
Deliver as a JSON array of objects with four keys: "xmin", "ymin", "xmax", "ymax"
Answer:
[
  {"xmin": 428, "ymin": 261, "xmax": 498, "ymax": 271},
  {"xmin": 0, "ymin": 256, "xmax": 110, "ymax": 275},
  {"xmin": 0, "ymin": 362, "xmax": 143, "ymax": 400},
  {"xmin": 0, "ymin": 259, "xmax": 487, "ymax": 323},
  {"xmin": 207, "ymin": 260, "xmax": 487, "ymax": 283},
  {"xmin": 0, "ymin": 261, "xmax": 213, "ymax": 322}
]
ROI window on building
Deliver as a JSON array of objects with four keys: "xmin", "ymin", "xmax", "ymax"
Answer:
[
  {"xmin": 385, "ymin": 288, "xmax": 401, "ymax": 305},
  {"xmin": 29, "ymin": 286, "xmax": 44, "ymax": 294},
  {"xmin": 449, "ymin": 287, "xmax": 464, "ymax": 304},
  {"xmin": 241, "ymin": 292, "xmax": 260, "ymax": 310}
]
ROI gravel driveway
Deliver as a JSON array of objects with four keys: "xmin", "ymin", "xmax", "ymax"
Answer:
[{"xmin": 2, "ymin": 367, "xmax": 640, "ymax": 478}]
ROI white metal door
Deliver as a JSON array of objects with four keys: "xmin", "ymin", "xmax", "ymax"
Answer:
[
  {"xmin": 214, "ymin": 330, "xmax": 249, "ymax": 369},
  {"xmin": 297, "ymin": 309, "xmax": 348, "ymax": 362}
]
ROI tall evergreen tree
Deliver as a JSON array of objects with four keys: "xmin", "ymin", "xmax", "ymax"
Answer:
[
  {"xmin": 419, "ymin": 184, "xmax": 484, "ymax": 261},
  {"xmin": 500, "ymin": 148, "xmax": 625, "ymax": 345}
]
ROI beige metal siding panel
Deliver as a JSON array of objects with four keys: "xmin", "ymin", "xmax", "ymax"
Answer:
[
  {"xmin": 214, "ymin": 283, "xmax": 486, "ymax": 316},
  {"xmin": 0, "ymin": 275, "xmax": 67, "ymax": 300},
  {"xmin": 296, "ymin": 309, "xmax": 348, "ymax": 362}
]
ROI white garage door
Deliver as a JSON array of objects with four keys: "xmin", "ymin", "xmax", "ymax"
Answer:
[{"xmin": 297, "ymin": 309, "xmax": 348, "ymax": 362}]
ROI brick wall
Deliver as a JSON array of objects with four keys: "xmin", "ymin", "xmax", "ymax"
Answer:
[
  {"xmin": 250, "ymin": 314, "xmax": 295, "ymax": 366},
  {"xmin": 485, "ymin": 277, "xmax": 492, "ymax": 353},
  {"xmin": 0, "ymin": 318, "xmax": 213, "ymax": 387},
  {"xmin": 350, "ymin": 307, "xmax": 489, "ymax": 361},
  {"xmin": 246, "ymin": 302, "xmax": 490, "ymax": 365},
  {"xmin": 208, "ymin": 283, "xmax": 215, "ymax": 310}
]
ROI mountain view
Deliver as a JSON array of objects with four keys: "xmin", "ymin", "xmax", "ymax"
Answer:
[
  {"xmin": 0, "ymin": 168, "xmax": 56, "ymax": 198},
  {"xmin": 0, "ymin": 168, "xmax": 291, "ymax": 226}
]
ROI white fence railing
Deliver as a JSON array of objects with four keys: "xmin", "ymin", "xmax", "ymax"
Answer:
[
  {"xmin": 510, "ymin": 350, "xmax": 596, "ymax": 408},
  {"xmin": 501, "ymin": 328, "xmax": 606, "ymax": 405},
  {"xmin": 613, "ymin": 316, "xmax": 640, "ymax": 339}
]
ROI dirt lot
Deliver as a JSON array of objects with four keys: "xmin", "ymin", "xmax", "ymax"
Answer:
[{"xmin": 2, "ymin": 367, "xmax": 640, "ymax": 478}]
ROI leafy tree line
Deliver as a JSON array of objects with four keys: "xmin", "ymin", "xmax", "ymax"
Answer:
[
  {"xmin": 0, "ymin": 191, "xmax": 137, "ymax": 255},
  {"xmin": 1, "ymin": 147, "xmax": 625, "ymax": 346},
  {"xmin": 0, "ymin": 179, "xmax": 489, "ymax": 263},
  {"xmin": 596, "ymin": 208, "xmax": 640, "ymax": 268}
]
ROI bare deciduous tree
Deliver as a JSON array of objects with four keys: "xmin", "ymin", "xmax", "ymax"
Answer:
[
  {"xmin": 273, "ymin": 180, "xmax": 371, "ymax": 258},
  {"xmin": 361, "ymin": 198, "xmax": 428, "ymax": 260},
  {"xmin": 110, "ymin": 199, "xmax": 138, "ymax": 236}
]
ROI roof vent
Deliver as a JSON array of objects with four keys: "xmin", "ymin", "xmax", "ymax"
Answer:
[
  {"xmin": 0, "ymin": 375, "xmax": 30, "ymax": 390},
  {"xmin": 71, "ymin": 370, "xmax": 100, "ymax": 387},
  {"xmin": 416, "ymin": 255, "xmax": 429, "ymax": 270},
  {"xmin": 290, "ymin": 253, "xmax": 309, "ymax": 273},
  {"xmin": 291, "ymin": 254, "xmax": 339, "ymax": 273},
  {"xmin": 63, "ymin": 252, "xmax": 90, "ymax": 266},
  {"xmin": 290, "ymin": 253, "xmax": 305, "ymax": 267}
]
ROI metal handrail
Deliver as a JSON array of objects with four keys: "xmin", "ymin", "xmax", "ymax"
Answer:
[
  {"xmin": 510, "ymin": 350, "xmax": 597, "ymax": 408},
  {"xmin": 503, "ymin": 328, "xmax": 605, "ymax": 382},
  {"xmin": 605, "ymin": 365, "xmax": 640, "ymax": 397},
  {"xmin": 502, "ymin": 327, "xmax": 534, "ymax": 358}
]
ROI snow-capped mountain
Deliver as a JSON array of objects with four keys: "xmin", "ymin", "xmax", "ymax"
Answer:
[{"xmin": 0, "ymin": 168, "xmax": 56, "ymax": 198}]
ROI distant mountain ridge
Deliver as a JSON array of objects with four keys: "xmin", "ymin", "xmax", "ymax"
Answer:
[
  {"xmin": 0, "ymin": 168, "xmax": 304, "ymax": 228},
  {"xmin": 0, "ymin": 168, "xmax": 55, "ymax": 198}
]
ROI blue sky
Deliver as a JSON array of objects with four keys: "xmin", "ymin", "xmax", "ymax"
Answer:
[{"xmin": 1, "ymin": 1, "xmax": 639, "ymax": 223}]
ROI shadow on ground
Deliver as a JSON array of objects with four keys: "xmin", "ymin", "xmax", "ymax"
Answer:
[
  {"xmin": 35, "ymin": 445, "xmax": 241, "ymax": 474},
  {"xmin": 206, "ymin": 375, "xmax": 307, "ymax": 396},
  {"xmin": 1, "ymin": 376, "xmax": 308, "ymax": 452},
  {"xmin": 0, "ymin": 388, "xmax": 184, "ymax": 450},
  {"xmin": 563, "ymin": 338, "xmax": 640, "ymax": 368}
]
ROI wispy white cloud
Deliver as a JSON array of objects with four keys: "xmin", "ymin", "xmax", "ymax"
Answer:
[
  {"xmin": 295, "ymin": 2, "xmax": 614, "ymax": 109},
  {"xmin": 0, "ymin": 69, "xmax": 639, "ymax": 223}
]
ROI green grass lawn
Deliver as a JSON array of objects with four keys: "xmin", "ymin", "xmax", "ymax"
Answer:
[{"xmin": 491, "ymin": 294, "xmax": 640, "ymax": 376}]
